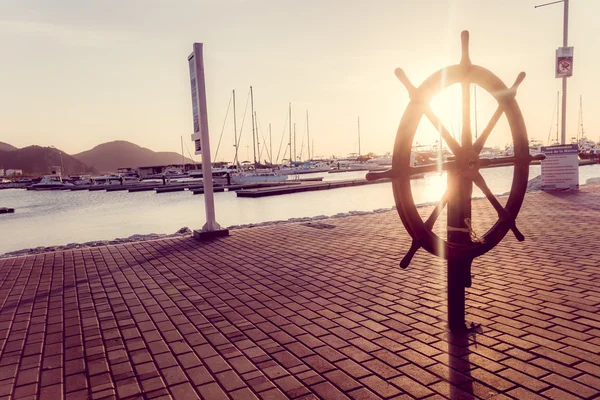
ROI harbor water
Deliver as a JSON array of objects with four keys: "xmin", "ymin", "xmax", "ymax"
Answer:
[{"xmin": 1, "ymin": 164, "xmax": 599, "ymax": 255}]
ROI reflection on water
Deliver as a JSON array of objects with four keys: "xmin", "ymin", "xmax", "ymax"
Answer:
[{"xmin": 1, "ymin": 165, "xmax": 599, "ymax": 255}]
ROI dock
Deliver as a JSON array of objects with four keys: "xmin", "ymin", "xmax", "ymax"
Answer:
[{"xmin": 236, "ymin": 178, "xmax": 392, "ymax": 197}]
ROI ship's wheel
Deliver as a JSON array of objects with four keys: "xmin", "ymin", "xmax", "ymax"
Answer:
[{"xmin": 367, "ymin": 31, "xmax": 544, "ymax": 266}]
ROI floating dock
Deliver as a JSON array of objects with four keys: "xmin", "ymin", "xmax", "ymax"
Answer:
[{"xmin": 236, "ymin": 178, "xmax": 392, "ymax": 198}]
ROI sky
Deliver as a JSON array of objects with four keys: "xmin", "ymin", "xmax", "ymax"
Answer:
[{"xmin": 1, "ymin": 0, "xmax": 599, "ymax": 163}]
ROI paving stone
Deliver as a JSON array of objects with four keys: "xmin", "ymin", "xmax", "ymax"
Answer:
[{"xmin": 1, "ymin": 188, "xmax": 600, "ymax": 399}]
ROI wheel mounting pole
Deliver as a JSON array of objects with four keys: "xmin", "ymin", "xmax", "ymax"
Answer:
[{"xmin": 446, "ymin": 30, "xmax": 474, "ymax": 333}]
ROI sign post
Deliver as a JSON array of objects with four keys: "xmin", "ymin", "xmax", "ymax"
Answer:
[
  {"xmin": 541, "ymin": 144, "xmax": 579, "ymax": 191},
  {"xmin": 188, "ymin": 43, "xmax": 229, "ymax": 239}
]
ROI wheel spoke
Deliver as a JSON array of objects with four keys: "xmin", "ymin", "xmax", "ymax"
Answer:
[
  {"xmin": 472, "ymin": 172, "xmax": 524, "ymax": 241},
  {"xmin": 425, "ymin": 188, "xmax": 450, "ymax": 229},
  {"xmin": 424, "ymin": 107, "xmax": 463, "ymax": 157},
  {"xmin": 461, "ymin": 82, "xmax": 472, "ymax": 147},
  {"xmin": 473, "ymin": 105, "xmax": 504, "ymax": 153}
]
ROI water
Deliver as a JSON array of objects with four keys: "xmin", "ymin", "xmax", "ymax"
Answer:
[{"xmin": 1, "ymin": 164, "xmax": 599, "ymax": 255}]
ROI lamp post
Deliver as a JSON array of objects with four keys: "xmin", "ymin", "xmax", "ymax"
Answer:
[{"xmin": 535, "ymin": 0, "xmax": 570, "ymax": 145}]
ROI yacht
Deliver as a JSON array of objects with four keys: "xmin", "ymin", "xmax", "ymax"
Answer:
[
  {"xmin": 230, "ymin": 169, "xmax": 288, "ymax": 184},
  {"xmin": 32, "ymin": 175, "xmax": 72, "ymax": 190}
]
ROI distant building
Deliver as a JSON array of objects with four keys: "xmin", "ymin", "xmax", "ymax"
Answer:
[{"xmin": 5, "ymin": 169, "xmax": 23, "ymax": 176}]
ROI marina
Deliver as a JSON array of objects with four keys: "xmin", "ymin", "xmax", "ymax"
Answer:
[{"xmin": 1, "ymin": 164, "xmax": 600, "ymax": 256}]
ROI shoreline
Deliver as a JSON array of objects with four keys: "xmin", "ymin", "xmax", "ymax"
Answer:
[{"xmin": 0, "ymin": 174, "xmax": 593, "ymax": 259}]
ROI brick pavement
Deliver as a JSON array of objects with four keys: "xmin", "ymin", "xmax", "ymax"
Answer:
[{"xmin": 1, "ymin": 186, "xmax": 600, "ymax": 399}]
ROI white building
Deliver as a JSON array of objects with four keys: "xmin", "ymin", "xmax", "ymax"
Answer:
[{"xmin": 5, "ymin": 169, "xmax": 23, "ymax": 176}]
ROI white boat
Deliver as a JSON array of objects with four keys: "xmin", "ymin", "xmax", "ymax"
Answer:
[
  {"xmin": 32, "ymin": 175, "xmax": 73, "ymax": 190},
  {"xmin": 91, "ymin": 174, "xmax": 122, "ymax": 185},
  {"xmin": 279, "ymin": 162, "xmax": 331, "ymax": 175},
  {"xmin": 231, "ymin": 169, "xmax": 288, "ymax": 184}
]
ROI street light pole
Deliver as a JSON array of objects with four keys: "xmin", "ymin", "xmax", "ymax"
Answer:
[{"xmin": 535, "ymin": 0, "xmax": 570, "ymax": 144}]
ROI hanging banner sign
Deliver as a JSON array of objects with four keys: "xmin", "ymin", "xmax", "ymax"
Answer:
[
  {"xmin": 555, "ymin": 46, "xmax": 574, "ymax": 78},
  {"xmin": 541, "ymin": 144, "xmax": 579, "ymax": 191},
  {"xmin": 188, "ymin": 45, "xmax": 208, "ymax": 154}
]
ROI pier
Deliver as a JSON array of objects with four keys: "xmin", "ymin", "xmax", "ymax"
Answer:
[
  {"xmin": 236, "ymin": 178, "xmax": 391, "ymax": 197},
  {"xmin": 1, "ymin": 186, "xmax": 599, "ymax": 399}
]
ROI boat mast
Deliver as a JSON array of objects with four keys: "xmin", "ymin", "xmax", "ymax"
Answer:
[
  {"xmin": 357, "ymin": 116, "xmax": 361, "ymax": 156},
  {"xmin": 250, "ymin": 86, "xmax": 257, "ymax": 166},
  {"xmin": 269, "ymin": 123, "xmax": 273, "ymax": 164},
  {"xmin": 233, "ymin": 89, "xmax": 238, "ymax": 166},
  {"xmin": 293, "ymin": 123, "xmax": 297, "ymax": 162},
  {"xmin": 579, "ymin": 95, "xmax": 584, "ymax": 139},
  {"xmin": 288, "ymin": 102, "xmax": 292, "ymax": 165},
  {"xmin": 306, "ymin": 110, "xmax": 311, "ymax": 160},
  {"xmin": 255, "ymin": 111, "xmax": 260, "ymax": 163},
  {"xmin": 180, "ymin": 136, "xmax": 185, "ymax": 169}
]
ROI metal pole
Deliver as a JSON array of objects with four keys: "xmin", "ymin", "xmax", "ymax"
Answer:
[
  {"xmin": 191, "ymin": 43, "xmax": 221, "ymax": 232},
  {"xmin": 447, "ymin": 81, "xmax": 474, "ymax": 332},
  {"xmin": 250, "ymin": 86, "xmax": 257, "ymax": 165},
  {"xmin": 560, "ymin": 0, "xmax": 569, "ymax": 144},
  {"xmin": 233, "ymin": 89, "xmax": 238, "ymax": 165}
]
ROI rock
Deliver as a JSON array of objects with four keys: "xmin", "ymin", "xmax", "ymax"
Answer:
[{"xmin": 526, "ymin": 175, "xmax": 543, "ymax": 192}]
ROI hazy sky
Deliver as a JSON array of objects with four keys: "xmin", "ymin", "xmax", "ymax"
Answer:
[{"xmin": 1, "ymin": 0, "xmax": 599, "ymax": 163}]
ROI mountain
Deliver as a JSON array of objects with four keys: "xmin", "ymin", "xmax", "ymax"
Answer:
[
  {"xmin": 0, "ymin": 146, "xmax": 97, "ymax": 175},
  {"xmin": 73, "ymin": 141, "xmax": 195, "ymax": 173},
  {"xmin": 0, "ymin": 142, "xmax": 17, "ymax": 152}
]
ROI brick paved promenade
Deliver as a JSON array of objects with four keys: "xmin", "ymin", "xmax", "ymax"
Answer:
[{"xmin": 1, "ymin": 186, "xmax": 600, "ymax": 400}]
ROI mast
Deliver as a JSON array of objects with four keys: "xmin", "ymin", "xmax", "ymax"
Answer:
[
  {"xmin": 250, "ymin": 86, "xmax": 257, "ymax": 166},
  {"xmin": 255, "ymin": 111, "xmax": 260, "ymax": 163},
  {"xmin": 288, "ymin": 102, "xmax": 292, "ymax": 165},
  {"xmin": 306, "ymin": 110, "xmax": 311, "ymax": 160},
  {"xmin": 180, "ymin": 136, "xmax": 185, "ymax": 168},
  {"xmin": 269, "ymin": 123, "xmax": 273, "ymax": 164},
  {"xmin": 357, "ymin": 116, "xmax": 361, "ymax": 156},
  {"xmin": 580, "ymin": 95, "xmax": 584, "ymax": 139},
  {"xmin": 233, "ymin": 89, "xmax": 238, "ymax": 166},
  {"xmin": 293, "ymin": 123, "xmax": 297, "ymax": 162}
]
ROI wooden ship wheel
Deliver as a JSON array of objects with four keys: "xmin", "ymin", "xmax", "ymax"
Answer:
[{"xmin": 367, "ymin": 31, "xmax": 544, "ymax": 332}]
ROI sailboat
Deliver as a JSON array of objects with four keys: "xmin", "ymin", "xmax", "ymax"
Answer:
[
  {"xmin": 229, "ymin": 87, "xmax": 288, "ymax": 184},
  {"xmin": 575, "ymin": 96, "xmax": 600, "ymax": 159}
]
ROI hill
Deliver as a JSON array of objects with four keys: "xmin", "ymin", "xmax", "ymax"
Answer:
[
  {"xmin": 73, "ymin": 141, "xmax": 195, "ymax": 173},
  {"xmin": 0, "ymin": 142, "xmax": 17, "ymax": 152},
  {"xmin": 0, "ymin": 146, "xmax": 96, "ymax": 175}
]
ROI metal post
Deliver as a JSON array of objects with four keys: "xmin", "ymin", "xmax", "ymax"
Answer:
[
  {"xmin": 190, "ymin": 43, "xmax": 222, "ymax": 233},
  {"xmin": 446, "ymin": 81, "xmax": 474, "ymax": 332},
  {"xmin": 560, "ymin": 0, "xmax": 569, "ymax": 144}
]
